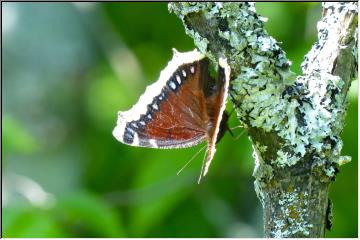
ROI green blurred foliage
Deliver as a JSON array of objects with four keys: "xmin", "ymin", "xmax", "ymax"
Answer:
[
  {"xmin": 3, "ymin": 115, "xmax": 39, "ymax": 158},
  {"xmin": 54, "ymin": 191, "xmax": 125, "ymax": 237},
  {"xmin": 4, "ymin": 206, "xmax": 62, "ymax": 237},
  {"xmin": 2, "ymin": 2, "xmax": 357, "ymax": 238}
]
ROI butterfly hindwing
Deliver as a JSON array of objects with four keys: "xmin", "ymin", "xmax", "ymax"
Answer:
[{"xmin": 203, "ymin": 58, "xmax": 231, "ymax": 176}]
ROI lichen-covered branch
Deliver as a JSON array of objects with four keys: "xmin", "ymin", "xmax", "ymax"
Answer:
[{"xmin": 169, "ymin": 2, "xmax": 357, "ymax": 238}]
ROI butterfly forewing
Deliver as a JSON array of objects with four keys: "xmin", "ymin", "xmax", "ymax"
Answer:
[
  {"xmin": 142, "ymin": 60, "xmax": 215, "ymax": 148},
  {"xmin": 114, "ymin": 55, "xmax": 214, "ymax": 149},
  {"xmin": 113, "ymin": 49, "xmax": 231, "ymax": 177}
]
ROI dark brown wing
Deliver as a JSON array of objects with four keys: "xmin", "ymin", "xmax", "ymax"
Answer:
[
  {"xmin": 113, "ymin": 55, "xmax": 216, "ymax": 149},
  {"xmin": 140, "ymin": 59, "xmax": 214, "ymax": 148}
]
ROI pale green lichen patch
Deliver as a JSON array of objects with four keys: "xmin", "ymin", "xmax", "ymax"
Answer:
[
  {"xmin": 168, "ymin": 2, "xmax": 210, "ymax": 17},
  {"xmin": 293, "ymin": 72, "xmax": 351, "ymax": 177},
  {"xmin": 192, "ymin": 32, "xmax": 209, "ymax": 54},
  {"xmin": 252, "ymin": 141, "xmax": 273, "ymax": 181},
  {"xmin": 312, "ymin": 156, "xmax": 337, "ymax": 182},
  {"xmin": 338, "ymin": 156, "xmax": 351, "ymax": 166},
  {"xmin": 257, "ymin": 142, "xmax": 268, "ymax": 153},
  {"xmin": 273, "ymin": 189, "xmax": 312, "ymax": 237},
  {"xmin": 301, "ymin": 2, "xmax": 358, "ymax": 75},
  {"xmin": 254, "ymin": 180, "xmax": 265, "ymax": 207},
  {"xmin": 275, "ymin": 149, "xmax": 298, "ymax": 167}
]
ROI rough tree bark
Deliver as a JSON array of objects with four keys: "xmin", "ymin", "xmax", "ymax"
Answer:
[{"xmin": 169, "ymin": 2, "xmax": 358, "ymax": 238}]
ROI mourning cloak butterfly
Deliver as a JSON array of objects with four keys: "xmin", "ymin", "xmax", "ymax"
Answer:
[{"xmin": 113, "ymin": 49, "xmax": 230, "ymax": 177}]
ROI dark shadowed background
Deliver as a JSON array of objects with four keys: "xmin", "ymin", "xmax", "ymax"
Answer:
[{"xmin": 2, "ymin": 2, "xmax": 357, "ymax": 237}]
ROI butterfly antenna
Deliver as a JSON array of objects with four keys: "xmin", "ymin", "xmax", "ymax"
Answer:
[
  {"xmin": 230, "ymin": 125, "xmax": 243, "ymax": 131},
  {"xmin": 227, "ymin": 105, "xmax": 237, "ymax": 118},
  {"xmin": 197, "ymin": 149, "xmax": 208, "ymax": 184},
  {"xmin": 233, "ymin": 128, "xmax": 246, "ymax": 141},
  {"xmin": 177, "ymin": 144, "xmax": 207, "ymax": 176},
  {"xmin": 227, "ymin": 91, "xmax": 247, "ymax": 140},
  {"xmin": 228, "ymin": 91, "xmax": 245, "ymax": 117},
  {"xmin": 227, "ymin": 125, "xmax": 234, "ymax": 138}
]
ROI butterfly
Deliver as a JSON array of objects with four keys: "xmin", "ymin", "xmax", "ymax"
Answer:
[{"xmin": 113, "ymin": 49, "xmax": 230, "ymax": 179}]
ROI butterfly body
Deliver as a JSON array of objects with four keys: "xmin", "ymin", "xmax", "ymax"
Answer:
[{"xmin": 113, "ymin": 49, "xmax": 230, "ymax": 176}]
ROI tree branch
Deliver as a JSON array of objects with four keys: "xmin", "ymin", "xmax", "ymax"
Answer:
[{"xmin": 169, "ymin": 2, "xmax": 357, "ymax": 237}]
